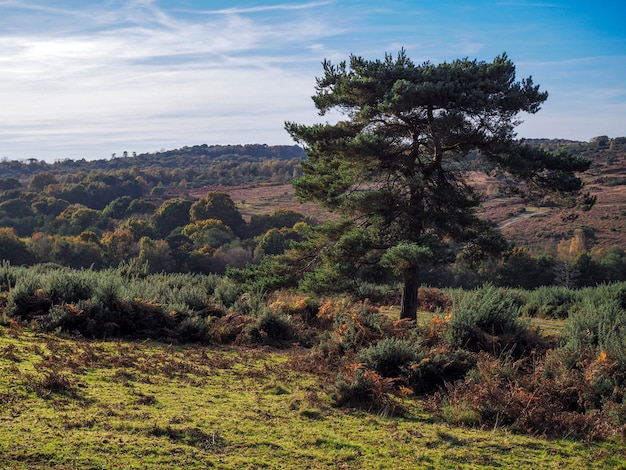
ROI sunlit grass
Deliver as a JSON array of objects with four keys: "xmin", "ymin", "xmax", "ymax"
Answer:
[{"xmin": 0, "ymin": 326, "xmax": 623, "ymax": 469}]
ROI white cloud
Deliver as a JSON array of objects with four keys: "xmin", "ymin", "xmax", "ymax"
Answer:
[
  {"xmin": 191, "ymin": 1, "xmax": 334, "ymax": 15},
  {"xmin": 0, "ymin": 1, "xmax": 337, "ymax": 160},
  {"xmin": 495, "ymin": 2, "xmax": 565, "ymax": 7}
]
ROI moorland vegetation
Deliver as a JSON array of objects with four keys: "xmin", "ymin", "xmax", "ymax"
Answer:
[{"xmin": 2, "ymin": 51, "xmax": 626, "ymax": 466}]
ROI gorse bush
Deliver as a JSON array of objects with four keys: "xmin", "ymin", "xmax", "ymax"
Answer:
[
  {"xmin": 520, "ymin": 285, "xmax": 580, "ymax": 319},
  {"xmin": 446, "ymin": 285, "xmax": 526, "ymax": 352},
  {"xmin": 246, "ymin": 311, "xmax": 294, "ymax": 347},
  {"xmin": 564, "ymin": 289, "xmax": 626, "ymax": 371},
  {"xmin": 213, "ymin": 278, "xmax": 244, "ymax": 308},
  {"xmin": 177, "ymin": 316, "xmax": 213, "ymax": 343},
  {"xmin": 0, "ymin": 261, "xmax": 17, "ymax": 291},
  {"xmin": 91, "ymin": 272, "xmax": 124, "ymax": 311},
  {"xmin": 233, "ymin": 289, "xmax": 267, "ymax": 317},
  {"xmin": 7, "ymin": 274, "xmax": 49, "ymax": 321},
  {"xmin": 356, "ymin": 338, "xmax": 418, "ymax": 379},
  {"xmin": 167, "ymin": 284, "xmax": 210, "ymax": 314},
  {"xmin": 0, "ymin": 264, "xmax": 228, "ymax": 342},
  {"xmin": 42, "ymin": 269, "xmax": 94, "ymax": 304}
]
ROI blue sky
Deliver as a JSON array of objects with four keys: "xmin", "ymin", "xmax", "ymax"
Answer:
[{"xmin": 0, "ymin": 0, "xmax": 624, "ymax": 161}]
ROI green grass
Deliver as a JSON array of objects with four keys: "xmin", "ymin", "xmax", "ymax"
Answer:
[
  {"xmin": 0, "ymin": 326, "xmax": 623, "ymax": 469},
  {"xmin": 529, "ymin": 316, "xmax": 567, "ymax": 338}
]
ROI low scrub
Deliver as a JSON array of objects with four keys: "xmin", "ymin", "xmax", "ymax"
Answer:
[
  {"xmin": 520, "ymin": 285, "xmax": 581, "ymax": 319},
  {"xmin": 332, "ymin": 364, "xmax": 404, "ymax": 416},
  {"xmin": 446, "ymin": 285, "xmax": 529, "ymax": 353},
  {"xmin": 246, "ymin": 311, "xmax": 295, "ymax": 347},
  {"xmin": 356, "ymin": 337, "xmax": 419, "ymax": 379},
  {"xmin": 4, "ymin": 264, "xmax": 626, "ymax": 441}
]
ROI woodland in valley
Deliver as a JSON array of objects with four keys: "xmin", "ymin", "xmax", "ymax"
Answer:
[{"xmin": 1, "ymin": 138, "xmax": 625, "ymax": 290}]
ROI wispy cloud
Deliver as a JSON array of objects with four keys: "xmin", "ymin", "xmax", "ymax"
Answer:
[
  {"xmin": 0, "ymin": 1, "xmax": 345, "ymax": 159},
  {"xmin": 190, "ymin": 1, "xmax": 334, "ymax": 15}
]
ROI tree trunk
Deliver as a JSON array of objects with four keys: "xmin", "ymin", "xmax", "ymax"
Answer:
[{"xmin": 400, "ymin": 264, "xmax": 420, "ymax": 320}]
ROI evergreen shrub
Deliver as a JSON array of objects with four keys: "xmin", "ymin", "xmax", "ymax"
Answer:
[
  {"xmin": 521, "ymin": 285, "xmax": 580, "ymax": 319},
  {"xmin": 446, "ymin": 285, "xmax": 526, "ymax": 352},
  {"xmin": 0, "ymin": 261, "xmax": 17, "ymax": 291},
  {"xmin": 7, "ymin": 275, "xmax": 50, "ymax": 321},
  {"xmin": 564, "ymin": 291, "xmax": 626, "ymax": 371},
  {"xmin": 213, "ymin": 278, "xmax": 244, "ymax": 308},
  {"xmin": 247, "ymin": 311, "xmax": 294, "ymax": 347},
  {"xmin": 356, "ymin": 337, "xmax": 418, "ymax": 378},
  {"xmin": 42, "ymin": 269, "xmax": 94, "ymax": 304},
  {"xmin": 177, "ymin": 316, "xmax": 213, "ymax": 344}
]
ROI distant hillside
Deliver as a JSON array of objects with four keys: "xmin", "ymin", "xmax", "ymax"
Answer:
[
  {"xmin": 481, "ymin": 136, "xmax": 626, "ymax": 253},
  {"xmin": 0, "ymin": 144, "xmax": 306, "ymax": 181}
]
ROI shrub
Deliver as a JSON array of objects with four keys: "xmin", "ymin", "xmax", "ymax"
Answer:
[
  {"xmin": 167, "ymin": 284, "xmax": 210, "ymax": 313},
  {"xmin": 408, "ymin": 349, "xmax": 475, "ymax": 395},
  {"xmin": 563, "ymin": 292, "xmax": 626, "ymax": 372},
  {"xmin": 446, "ymin": 284, "xmax": 526, "ymax": 352},
  {"xmin": 332, "ymin": 365, "xmax": 403, "ymax": 416},
  {"xmin": 177, "ymin": 316, "xmax": 213, "ymax": 344},
  {"xmin": 356, "ymin": 338, "xmax": 418, "ymax": 378},
  {"xmin": 246, "ymin": 311, "xmax": 294, "ymax": 347},
  {"xmin": 520, "ymin": 285, "xmax": 580, "ymax": 319},
  {"xmin": 213, "ymin": 278, "xmax": 243, "ymax": 308},
  {"xmin": 42, "ymin": 269, "xmax": 94, "ymax": 304},
  {"xmin": 43, "ymin": 303, "xmax": 87, "ymax": 335},
  {"xmin": 6, "ymin": 275, "xmax": 50, "ymax": 321},
  {"xmin": 332, "ymin": 303, "xmax": 391, "ymax": 353},
  {"xmin": 91, "ymin": 273, "xmax": 123, "ymax": 311},
  {"xmin": 233, "ymin": 289, "xmax": 267, "ymax": 317},
  {"xmin": 269, "ymin": 291, "xmax": 321, "ymax": 324},
  {"xmin": 352, "ymin": 281, "xmax": 398, "ymax": 304},
  {"xmin": 209, "ymin": 313, "xmax": 251, "ymax": 344},
  {"xmin": 0, "ymin": 261, "xmax": 17, "ymax": 291}
]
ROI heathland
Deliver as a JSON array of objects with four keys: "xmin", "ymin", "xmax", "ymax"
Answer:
[{"xmin": 1, "ymin": 136, "xmax": 626, "ymax": 467}]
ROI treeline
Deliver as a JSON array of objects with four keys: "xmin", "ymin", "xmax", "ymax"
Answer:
[
  {"xmin": 429, "ymin": 227, "xmax": 626, "ymax": 290},
  {"xmin": 0, "ymin": 145, "xmax": 309, "ymax": 276},
  {"xmin": 0, "ymin": 145, "xmax": 304, "ymax": 237},
  {"xmin": 2, "ymin": 189, "xmax": 626, "ymax": 290},
  {"xmin": 231, "ymin": 229, "xmax": 626, "ymax": 299},
  {"xmin": 0, "ymin": 144, "xmax": 304, "ymax": 186},
  {"xmin": 525, "ymin": 135, "xmax": 626, "ymax": 153}
]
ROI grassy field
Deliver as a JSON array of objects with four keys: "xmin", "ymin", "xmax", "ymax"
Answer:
[{"xmin": 1, "ymin": 325, "xmax": 624, "ymax": 469}]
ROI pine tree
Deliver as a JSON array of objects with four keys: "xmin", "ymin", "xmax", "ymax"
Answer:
[{"xmin": 285, "ymin": 51, "xmax": 591, "ymax": 319}]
